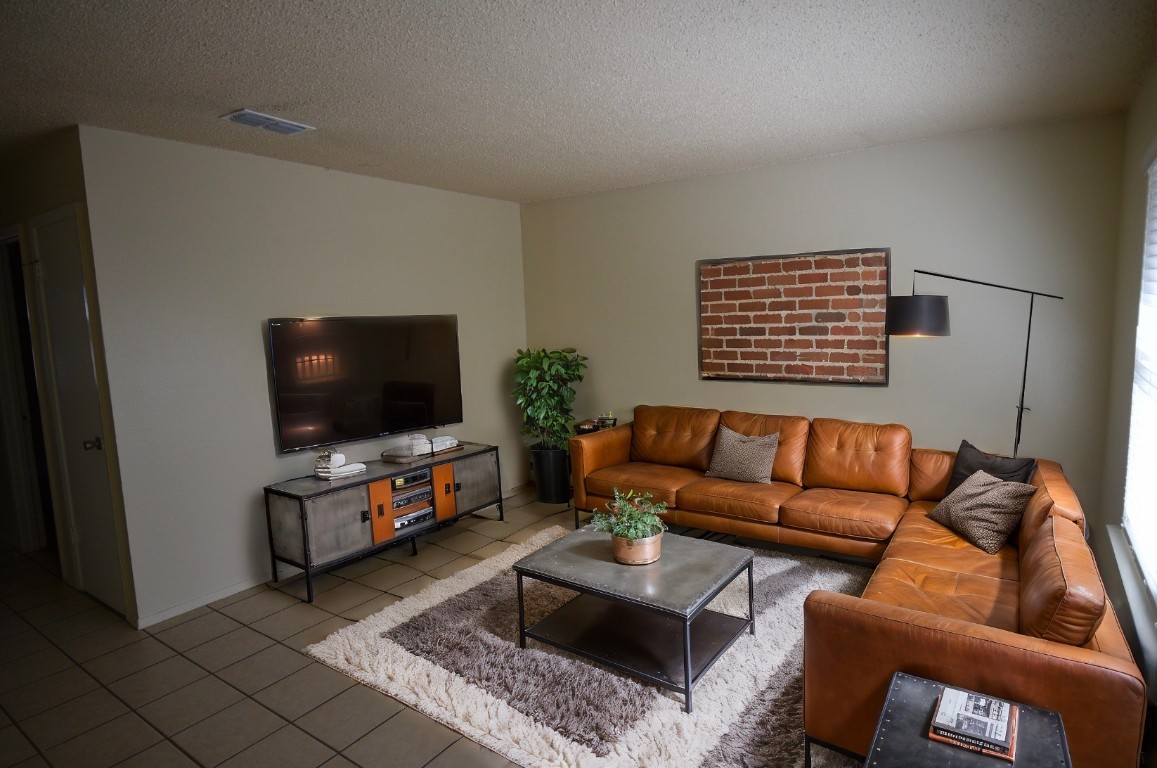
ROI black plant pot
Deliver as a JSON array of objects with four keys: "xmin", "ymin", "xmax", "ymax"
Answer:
[{"xmin": 530, "ymin": 445, "xmax": 571, "ymax": 503}]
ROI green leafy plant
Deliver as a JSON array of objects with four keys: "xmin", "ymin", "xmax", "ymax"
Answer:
[
  {"xmin": 590, "ymin": 488, "xmax": 668, "ymax": 541},
  {"xmin": 512, "ymin": 347, "xmax": 588, "ymax": 450}
]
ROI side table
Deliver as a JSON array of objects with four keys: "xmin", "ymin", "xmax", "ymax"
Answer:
[{"xmin": 851, "ymin": 671, "xmax": 1072, "ymax": 767}]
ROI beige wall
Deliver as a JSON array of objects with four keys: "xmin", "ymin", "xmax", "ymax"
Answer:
[
  {"xmin": 78, "ymin": 128, "xmax": 526, "ymax": 625},
  {"xmin": 522, "ymin": 116, "xmax": 1124, "ymax": 516}
]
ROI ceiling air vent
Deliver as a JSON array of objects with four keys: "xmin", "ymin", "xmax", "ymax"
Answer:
[{"xmin": 221, "ymin": 109, "xmax": 315, "ymax": 136}]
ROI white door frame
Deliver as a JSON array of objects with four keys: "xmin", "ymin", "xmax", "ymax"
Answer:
[{"xmin": 22, "ymin": 204, "xmax": 137, "ymax": 624}]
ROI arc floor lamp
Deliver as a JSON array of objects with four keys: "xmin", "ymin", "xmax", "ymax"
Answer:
[{"xmin": 886, "ymin": 269, "xmax": 1063, "ymax": 458}]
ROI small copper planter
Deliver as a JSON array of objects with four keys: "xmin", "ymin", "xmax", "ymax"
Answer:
[{"xmin": 612, "ymin": 532, "xmax": 662, "ymax": 565}]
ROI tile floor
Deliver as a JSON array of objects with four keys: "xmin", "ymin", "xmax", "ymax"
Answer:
[{"xmin": 0, "ymin": 488, "xmax": 575, "ymax": 768}]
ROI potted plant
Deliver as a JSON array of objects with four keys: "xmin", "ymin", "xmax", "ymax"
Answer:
[
  {"xmin": 590, "ymin": 488, "xmax": 668, "ymax": 565},
  {"xmin": 512, "ymin": 347, "xmax": 588, "ymax": 503}
]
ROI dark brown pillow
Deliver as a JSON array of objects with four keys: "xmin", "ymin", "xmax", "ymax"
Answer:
[
  {"xmin": 706, "ymin": 425, "xmax": 778, "ymax": 483},
  {"xmin": 929, "ymin": 470, "xmax": 1036, "ymax": 554},
  {"xmin": 946, "ymin": 439, "xmax": 1036, "ymax": 495}
]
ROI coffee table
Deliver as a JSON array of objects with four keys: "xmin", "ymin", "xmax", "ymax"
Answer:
[{"xmin": 512, "ymin": 527, "xmax": 754, "ymax": 713}]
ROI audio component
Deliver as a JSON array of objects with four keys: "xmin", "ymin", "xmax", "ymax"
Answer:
[
  {"xmin": 393, "ymin": 468, "xmax": 431, "ymax": 489},
  {"xmin": 394, "ymin": 507, "xmax": 435, "ymax": 531},
  {"xmin": 392, "ymin": 485, "xmax": 433, "ymax": 509}
]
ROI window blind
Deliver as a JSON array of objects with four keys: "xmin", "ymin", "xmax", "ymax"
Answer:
[{"xmin": 1123, "ymin": 160, "xmax": 1157, "ymax": 597}]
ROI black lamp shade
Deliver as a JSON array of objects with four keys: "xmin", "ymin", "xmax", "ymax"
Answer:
[{"xmin": 886, "ymin": 294, "xmax": 950, "ymax": 336}]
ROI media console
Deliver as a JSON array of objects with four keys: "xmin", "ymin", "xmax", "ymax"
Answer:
[{"xmin": 264, "ymin": 442, "xmax": 502, "ymax": 601}]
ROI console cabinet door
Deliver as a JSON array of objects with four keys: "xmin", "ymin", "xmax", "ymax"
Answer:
[
  {"xmin": 433, "ymin": 463, "xmax": 456, "ymax": 521},
  {"xmin": 452, "ymin": 451, "xmax": 500, "ymax": 514},
  {"xmin": 304, "ymin": 487, "xmax": 372, "ymax": 566}
]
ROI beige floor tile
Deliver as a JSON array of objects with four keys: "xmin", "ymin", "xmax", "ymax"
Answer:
[
  {"xmin": 283, "ymin": 617, "xmax": 353, "ymax": 651},
  {"xmin": 171, "ymin": 698, "xmax": 286, "ymax": 767},
  {"xmin": 276, "ymin": 573, "xmax": 346, "ymax": 601},
  {"xmin": 153, "ymin": 611, "xmax": 242, "ymax": 652},
  {"xmin": 107, "ymin": 655, "xmax": 208, "ymax": 708},
  {"xmin": 217, "ymin": 644, "xmax": 312, "ymax": 695},
  {"xmin": 137, "ymin": 675, "xmax": 245, "ymax": 735},
  {"xmin": 185, "ymin": 626, "xmax": 275, "ymax": 671},
  {"xmin": 338, "ymin": 593, "xmax": 399, "ymax": 621},
  {"xmin": 342, "ymin": 708, "xmax": 458, "ymax": 768},
  {"xmin": 424, "ymin": 736, "xmax": 521, "ymax": 768},
  {"xmin": 0, "ymin": 708, "xmax": 8, "ymax": 727},
  {"xmin": 436, "ymin": 530, "xmax": 494, "ymax": 555},
  {"xmin": 217, "ymin": 723, "xmax": 335, "ymax": 768},
  {"xmin": 1, "ymin": 581, "xmax": 81, "ymax": 613},
  {"xmin": 253, "ymin": 662, "xmax": 355, "ymax": 721},
  {"xmin": 0, "ymin": 628, "xmax": 51, "ymax": 664},
  {"xmin": 0, "ymin": 613, "xmax": 31, "ymax": 641},
  {"xmin": 82, "ymin": 636, "xmax": 174, "ymax": 684},
  {"xmin": 209, "ymin": 583, "xmax": 270, "ymax": 609},
  {"xmin": 500, "ymin": 506, "xmax": 549, "ymax": 527},
  {"xmin": 38, "ymin": 606, "xmax": 123, "ymax": 644},
  {"xmin": 11, "ymin": 754, "xmax": 49, "ymax": 768},
  {"xmin": 0, "ymin": 665, "xmax": 99, "ymax": 721},
  {"xmin": 353, "ymin": 563, "xmax": 424, "ymax": 592},
  {"xmin": 388, "ymin": 575, "xmax": 438, "ymax": 598},
  {"xmin": 412, "ymin": 525, "xmax": 461, "ymax": 544},
  {"xmin": 309, "ymin": 582, "xmax": 382, "ymax": 614},
  {"xmin": 469, "ymin": 540, "xmax": 514, "ymax": 559},
  {"xmin": 294, "ymin": 685, "xmax": 404, "ymax": 751},
  {"xmin": 18, "ymin": 593, "xmax": 98, "ymax": 628},
  {"xmin": 504, "ymin": 524, "xmax": 554, "ymax": 544},
  {"xmin": 143, "ymin": 605, "xmax": 213, "ymax": 634},
  {"xmin": 467, "ymin": 517, "xmax": 532, "ymax": 540},
  {"xmin": 331, "ymin": 558, "xmax": 388, "ymax": 580},
  {"xmin": 217, "ymin": 588, "xmax": 301, "ymax": 624},
  {"xmin": 0, "ymin": 645, "xmax": 74, "ymax": 693},
  {"xmin": 427, "ymin": 556, "xmax": 483, "ymax": 580},
  {"xmin": 20, "ymin": 689, "xmax": 128, "ymax": 750},
  {"xmin": 251, "ymin": 603, "xmax": 332, "ymax": 641},
  {"xmin": 114, "ymin": 739, "xmax": 199, "ymax": 767},
  {"xmin": 319, "ymin": 756, "xmax": 359, "ymax": 768},
  {"xmin": 60, "ymin": 620, "xmax": 147, "ymax": 663},
  {"xmin": 0, "ymin": 724, "xmax": 36, "ymax": 765},
  {"xmin": 375, "ymin": 543, "xmax": 459, "ymax": 572},
  {"xmin": 43, "ymin": 712, "xmax": 162, "ymax": 768}
]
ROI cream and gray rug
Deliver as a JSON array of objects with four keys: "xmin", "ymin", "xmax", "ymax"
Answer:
[{"xmin": 307, "ymin": 527, "xmax": 868, "ymax": 768}]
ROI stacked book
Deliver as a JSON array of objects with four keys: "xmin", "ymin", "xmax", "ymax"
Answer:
[
  {"xmin": 314, "ymin": 450, "xmax": 367, "ymax": 480},
  {"xmin": 928, "ymin": 685, "xmax": 1019, "ymax": 762},
  {"xmin": 381, "ymin": 434, "xmax": 459, "ymax": 458}
]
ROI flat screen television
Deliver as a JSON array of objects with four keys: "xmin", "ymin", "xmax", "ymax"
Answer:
[{"xmin": 266, "ymin": 315, "xmax": 463, "ymax": 453}]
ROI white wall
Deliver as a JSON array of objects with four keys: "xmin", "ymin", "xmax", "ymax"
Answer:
[
  {"xmin": 78, "ymin": 128, "xmax": 526, "ymax": 626},
  {"xmin": 522, "ymin": 116, "xmax": 1124, "ymax": 516}
]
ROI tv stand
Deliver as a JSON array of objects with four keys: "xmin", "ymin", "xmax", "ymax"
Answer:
[{"xmin": 264, "ymin": 442, "xmax": 502, "ymax": 601}]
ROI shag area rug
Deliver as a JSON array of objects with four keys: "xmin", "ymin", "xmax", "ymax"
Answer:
[{"xmin": 308, "ymin": 527, "xmax": 870, "ymax": 768}]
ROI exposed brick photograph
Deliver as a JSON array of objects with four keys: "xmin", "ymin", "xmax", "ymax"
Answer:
[{"xmin": 697, "ymin": 249, "xmax": 889, "ymax": 384}]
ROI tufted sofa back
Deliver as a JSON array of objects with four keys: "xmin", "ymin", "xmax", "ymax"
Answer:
[
  {"xmin": 630, "ymin": 405, "xmax": 720, "ymax": 471},
  {"xmin": 803, "ymin": 417, "xmax": 911, "ymax": 495}
]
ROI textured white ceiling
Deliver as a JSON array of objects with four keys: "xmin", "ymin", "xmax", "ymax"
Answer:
[{"xmin": 1, "ymin": 1, "xmax": 1155, "ymax": 202}]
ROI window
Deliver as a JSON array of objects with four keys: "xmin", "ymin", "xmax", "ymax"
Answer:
[{"xmin": 1123, "ymin": 160, "xmax": 1157, "ymax": 598}]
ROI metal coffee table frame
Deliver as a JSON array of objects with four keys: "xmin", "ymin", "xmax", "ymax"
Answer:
[{"xmin": 513, "ymin": 530, "xmax": 755, "ymax": 713}]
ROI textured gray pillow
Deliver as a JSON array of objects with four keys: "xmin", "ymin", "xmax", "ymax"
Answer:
[
  {"xmin": 706, "ymin": 425, "xmax": 778, "ymax": 483},
  {"xmin": 929, "ymin": 470, "xmax": 1036, "ymax": 554}
]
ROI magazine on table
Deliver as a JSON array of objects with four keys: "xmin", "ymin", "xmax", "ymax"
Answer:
[{"xmin": 928, "ymin": 685, "xmax": 1019, "ymax": 761}]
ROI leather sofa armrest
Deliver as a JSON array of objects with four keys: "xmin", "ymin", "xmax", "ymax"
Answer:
[
  {"xmin": 570, "ymin": 424, "xmax": 632, "ymax": 511},
  {"xmin": 803, "ymin": 591, "xmax": 1146, "ymax": 768}
]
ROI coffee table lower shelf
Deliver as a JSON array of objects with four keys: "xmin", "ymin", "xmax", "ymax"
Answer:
[{"xmin": 519, "ymin": 592, "xmax": 750, "ymax": 712}]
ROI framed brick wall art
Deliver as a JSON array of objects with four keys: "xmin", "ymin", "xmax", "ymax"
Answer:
[{"xmin": 697, "ymin": 249, "xmax": 890, "ymax": 385}]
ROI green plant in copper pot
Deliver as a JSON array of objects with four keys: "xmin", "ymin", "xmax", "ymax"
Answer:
[{"xmin": 591, "ymin": 488, "xmax": 668, "ymax": 565}]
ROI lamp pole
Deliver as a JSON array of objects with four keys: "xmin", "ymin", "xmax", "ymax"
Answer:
[{"xmin": 911, "ymin": 270, "xmax": 1063, "ymax": 458}]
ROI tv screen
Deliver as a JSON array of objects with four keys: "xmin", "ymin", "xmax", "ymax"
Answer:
[{"xmin": 267, "ymin": 315, "xmax": 464, "ymax": 453}]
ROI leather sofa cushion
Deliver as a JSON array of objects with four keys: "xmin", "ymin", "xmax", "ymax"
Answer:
[
  {"xmin": 862, "ymin": 558, "xmax": 1020, "ymax": 632},
  {"xmin": 1017, "ymin": 484, "xmax": 1056, "ymax": 553},
  {"xmin": 1020, "ymin": 516, "xmax": 1106, "ymax": 645},
  {"xmin": 676, "ymin": 478, "xmax": 802, "ymax": 524},
  {"xmin": 882, "ymin": 511, "xmax": 1020, "ymax": 582},
  {"xmin": 908, "ymin": 448, "xmax": 954, "ymax": 502},
  {"xmin": 720, "ymin": 411, "xmax": 810, "ymax": 486},
  {"xmin": 780, "ymin": 488, "xmax": 907, "ymax": 541},
  {"xmin": 630, "ymin": 405, "xmax": 720, "ymax": 471},
  {"xmin": 803, "ymin": 418, "xmax": 911, "ymax": 495},
  {"xmin": 1030, "ymin": 460, "xmax": 1085, "ymax": 533},
  {"xmin": 586, "ymin": 462, "xmax": 704, "ymax": 507}
]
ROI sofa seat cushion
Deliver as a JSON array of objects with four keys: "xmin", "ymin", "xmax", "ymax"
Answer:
[
  {"xmin": 780, "ymin": 488, "xmax": 907, "ymax": 541},
  {"xmin": 882, "ymin": 512, "xmax": 1020, "ymax": 582},
  {"xmin": 862, "ymin": 558, "xmax": 1020, "ymax": 632},
  {"xmin": 585, "ymin": 462, "xmax": 704, "ymax": 507},
  {"xmin": 676, "ymin": 478, "xmax": 803, "ymax": 523}
]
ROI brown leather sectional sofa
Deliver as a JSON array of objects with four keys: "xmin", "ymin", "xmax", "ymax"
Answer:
[{"xmin": 569, "ymin": 404, "xmax": 1148, "ymax": 768}]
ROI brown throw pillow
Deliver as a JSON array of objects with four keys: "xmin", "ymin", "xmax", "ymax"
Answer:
[
  {"xmin": 706, "ymin": 425, "xmax": 778, "ymax": 483},
  {"xmin": 929, "ymin": 470, "xmax": 1036, "ymax": 554}
]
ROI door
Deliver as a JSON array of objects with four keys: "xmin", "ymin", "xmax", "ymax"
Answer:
[{"xmin": 26, "ymin": 206, "xmax": 129, "ymax": 615}]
